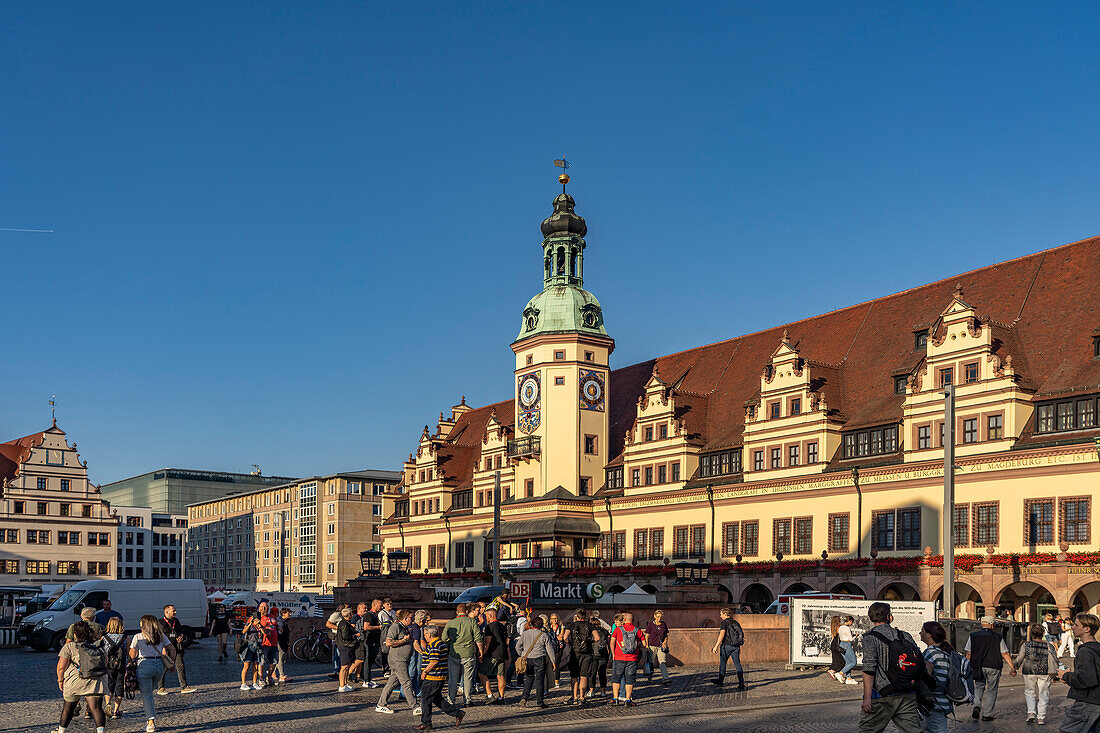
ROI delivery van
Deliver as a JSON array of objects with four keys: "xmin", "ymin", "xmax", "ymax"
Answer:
[{"xmin": 18, "ymin": 579, "xmax": 206, "ymax": 651}]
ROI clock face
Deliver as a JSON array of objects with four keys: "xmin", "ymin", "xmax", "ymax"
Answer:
[
  {"xmin": 519, "ymin": 375, "xmax": 540, "ymax": 409},
  {"xmin": 579, "ymin": 370, "xmax": 605, "ymax": 411}
]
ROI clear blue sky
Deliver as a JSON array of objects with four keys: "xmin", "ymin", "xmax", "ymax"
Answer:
[{"xmin": 3, "ymin": 3, "xmax": 1098, "ymax": 484}]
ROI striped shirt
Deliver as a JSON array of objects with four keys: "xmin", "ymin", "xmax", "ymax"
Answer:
[
  {"xmin": 923, "ymin": 645, "xmax": 952, "ymax": 713},
  {"xmin": 421, "ymin": 638, "xmax": 449, "ymax": 682}
]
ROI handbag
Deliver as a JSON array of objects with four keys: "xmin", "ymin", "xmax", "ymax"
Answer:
[{"xmin": 514, "ymin": 637, "xmax": 534, "ymax": 674}]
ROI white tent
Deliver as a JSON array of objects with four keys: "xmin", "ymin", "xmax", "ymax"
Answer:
[
  {"xmin": 597, "ymin": 582, "xmax": 657, "ymax": 605},
  {"xmin": 206, "ymin": 591, "xmax": 228, "ymax": 602}
]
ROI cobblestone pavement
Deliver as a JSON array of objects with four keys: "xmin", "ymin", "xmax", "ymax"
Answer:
[{"xmin": 0, "ymin": 640, "xmax": 1081, "ymax": 732}]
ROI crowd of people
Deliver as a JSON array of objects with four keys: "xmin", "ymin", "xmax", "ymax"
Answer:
[
  {"xmin": 50, "ymin": 603, "xmax": 193, "ymax": 733},
  {"xmin": 848, "ymin": 601, "xmax": 1100, "ymax": 733},
  {"xmin": 309, "ymin": 594, "xmax": 746, "ymax": 729}
]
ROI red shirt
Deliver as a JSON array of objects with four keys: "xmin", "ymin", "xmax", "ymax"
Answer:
[
  {"xmin": 611, "ymin": 623, "xmax": 643, "ymax": 661},
  {"xmin": 259, "ymin": 614, "xmax": 278, "ymax": 647}
]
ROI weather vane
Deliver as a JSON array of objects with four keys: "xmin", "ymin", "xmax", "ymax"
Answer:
[
  {"xmin": 49, "ymin": 395, "xmax": 56, "ymax": 424},
  {"xmin": 554, "ymin": 156, "xmax": 571, "ymax": 191}
]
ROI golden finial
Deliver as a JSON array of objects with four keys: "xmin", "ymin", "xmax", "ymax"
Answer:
[{"xmin": 554, "ymin": 156, "xmax": 571, "ymax": 191}]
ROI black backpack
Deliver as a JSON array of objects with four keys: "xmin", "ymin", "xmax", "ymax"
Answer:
[
  {"xmin": 74, "ymin": 640, "xmax": 109, "ymax": 679},
  {"xmin": 571, "ymin": 623, "xmax": 592, "ymax": 656},
  {"xmin": 593, "ymin": 626, "xmax": 610, "ymax": 657},
  {"xmin": 724, "ymin": 620, "xmax": 745, "ymax": 647},
  {"xmin": 1020, "ymin": 641, "xmax": 1050, "ymax": 676},
  {"xmin": 104, "ymin": 635, "xmax": 128, "ymax": 671},
  {"xmin": 866, "ymin": 629, "xmax": 923, "ymax": 695}
]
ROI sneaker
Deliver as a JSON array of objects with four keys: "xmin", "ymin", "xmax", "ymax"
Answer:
[
  {"xmin": 180, "ymin": 687, "xmax": 197, "ymax": 694},
  {"xmin": 256, "ymin": 681, "xmax": 267, "ymax": 689},
  {"xmin": 412, "ymin": 706, "xmax": 422, "ymax": 715},
  {"xmin": 1038, "ymin": 719, "xmax": 1045, "ymax": 725},
  {"xmin": 972, "ymin": 706, "xmax": 981, "ymax": 720},
  {"xmin": 252, "ymin": 683, "xmax": 263, "ymax": 690},
  {"xmin": 455, "ymin": 711, "xmax": 466, "ymax": 726},
  {"xmin": 826, "ymin": 670, "xmax": 837, "ymax": 680},
  {"xmin": 844, "ymin": 678, "xmax": 859, "ymax": 685},
  {"xmin": 736, "ymin": 684, "xmax": 747, "ymax": 691},
  {"xmin": 240, "ymin": 684, "xmax": 251, "ymax": 691},
  {"xmin": 1027, "ymin": 714, "xmax": 1037, "ymax": 725},
  {"xmin": 585, "ymin": 690, "xmax": 594, "ymax": 699},
  {"xmin": 413, "ymin": 726, "xmax": 432, "ymax": 731},
  {"xmin": 155, "ymin": 689, "xmax": 169, "ymax": 696},
  {"xmin": 145, "ymin": 723, "xmax": 156, "ymax": 733},
  {"xmin": 625, "ymin": 699, "xmax": 636, "ymax": 707},
  {"xmin": 367, "ymin": 681, "xmax": 381, "ymax": 689},
  {"xmin": 338, "ymin": 685, "xmax": 354, "ymax": 692},
  {"xmin": 375, "ymin": 706, "xmax": 394, "ymax": 714}
]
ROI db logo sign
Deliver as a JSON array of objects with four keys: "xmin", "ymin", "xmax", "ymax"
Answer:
[{"xmin": 509, "ymin": 582, "xmax": 531, "ymax": 599}]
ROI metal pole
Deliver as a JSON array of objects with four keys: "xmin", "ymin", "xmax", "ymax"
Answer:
[
  {"xmin": 492, "ymin": 471, "xmax": 501, "ymax": 587},
  {"xmin": 279, "ymin": 511, "xmax": 286, "ymax": 592},
  {"xmin": 943, "ymin": 385, "xmax": 956, "ymax": 618}
]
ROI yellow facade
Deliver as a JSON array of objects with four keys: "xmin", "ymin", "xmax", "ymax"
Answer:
[{"xmin": 381, "ymin": 187, "xmax": 1100, "ymax": 619}]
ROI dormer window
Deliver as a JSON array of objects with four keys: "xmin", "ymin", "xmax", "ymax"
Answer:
[
  {"xmin": 1094, "ymin": 335, "xmax": 1100, "ymax": 358},
  {"xmin": 894, "ymin": 376, "xmax": 908, "ymax": 394},
  {"xmin": 915, "ymin": 331, "xmax": 928, "ymax": 350}
]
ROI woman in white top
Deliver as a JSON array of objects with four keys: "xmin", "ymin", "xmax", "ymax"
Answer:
[
  {"xmin": 1058, "ymin": 616, "xmax": 1077, "ymax": 658},
  {"xmin": 836, "ymin": 616, "xmax": 859, "ymax": 684},
  {"xmin": 128, "ymin": 615, "xmax": 175, "ymax": 733}
]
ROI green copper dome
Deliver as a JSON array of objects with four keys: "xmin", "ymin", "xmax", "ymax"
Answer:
[{"xmin": 515, "ymin": 285, "xmax": 607, "ymax": 343}]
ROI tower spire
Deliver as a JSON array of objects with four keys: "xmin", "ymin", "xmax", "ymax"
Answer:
[{"xmin": 553, "ymin": 156, "xmax": 571, "ymax": 193}]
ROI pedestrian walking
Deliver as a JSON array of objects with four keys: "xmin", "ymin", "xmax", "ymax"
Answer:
[
  {"xmin": 644, "ymin": 610, "xmax": 670, "ymax": 684},
  {"xmin": 442, "ymin": 603, "xmax": 482, "ymax": 707},
  {"xmin": 837, "ymin": 615, "xmax": 859, "ymax": 684},
  {"xmin": 93, "ymin": 599, "xmax": 123, "ymax": 628},
  {"xmin": 129, "ymin": 615, "xmax": 175, "ymax": 733},
  {"xmin": 710, "ymin": 607, "xmax": 747, "ymax": 690},
  {"xmin": 1016, "ymin": 622, "xmax": 1058, "ymax": 725},
  {"xmin": 827, "ymin": 616, "xmax": 845, "ymax": 682},
  {"xmin": 564, "ymin": 608, "xmax": 598, "ymax": 705},
  {"xmin": 361, "ymin": 599, "xmax": 384, "ymax": 686},
  {"xmin": 379, "ymin": 598, "xmax": 397, "ymax": 674},
  {"xmin": 208, "ymin": 606, "xmax": 231, "ymax": 661},
  {"xmin": 348, "ymin": 601, "xmax": 368, "ymax": 684},
  {"xmin": 416, "ymin": 623, "xmax": 465, "ymax": 731},
  {"xmin": 102, "ymin": 617, "xmax": 128, "ymax": 719},
  {"xmin": 156, "ymin": 604, "xmax": 195, "ymax": 694},
  {"xmin": 919, "ymin": 621, "xmax": 954, "ymax": 733},
  {"xmin": 857, "ymin": 601, "xmax": 922, "ymax": 733},
  {"xmin": 1055, "ymin": 612, "xmax": 1100, "ymax": 732},
  {"xmin": 516, "ymin": 615, "xmax": 553, "ymax": 708},
  {"xmin": 589, "ymin": 613, "xmax": 610, "ymax": 698},
  {"xmin": 477, "ymin": 607, "xmax": 509, "ymax": 704},
  {"xmin": 276, "ymin": 608, "xmax": 293, "ymax": 683},
  {"xmin": 965, "ymin": 615, "xmax": 1017, "ymax": 721},
  {"xmin": 1044, "ymin": 613, "xmax": 1062, "ymax": 647},
  {"xmin": 256, "ymin": 602, "xmax": 279, "ymax": 686},
  {"xmin": 1061, "ymin": 616, "xmax": 1080, "ymax": 659},
  {"xmin": 376, "ymin": 610, "xmax": 420, "ymax": 715},
  {"xmin": 54, "ymin": 620, "xmax": 108, "ymax": 733},
  {"xmin": 409, "ymin": 609, "xmax": 426, "ymax": 697},
  {"xmin": 335, "ymin": 606, "xmax": 359, "ymax": 692},
  {"xmin": 239, "ymin": 611, "xmax": 263, "ymax": 690},
  {"xmin": 610, "ymin": 611, "xmax": 645, "ymax": 706},
  {"xmin": 549, "ymin": 613, "xmax": 566, "ymax": 688},
  {"xmin": 66, "ymin": 607, "xmax": 104, "ymax": 642},
  {"xmin": 325, "ymin": 603, "xmax": 347, "ymax": 679}
]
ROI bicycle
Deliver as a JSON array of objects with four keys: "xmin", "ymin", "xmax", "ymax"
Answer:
[{"xmin": 291, "ymin": 628, "xmax": 333, "ymax": 662}]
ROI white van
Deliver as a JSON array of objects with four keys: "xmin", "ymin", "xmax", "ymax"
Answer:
[{"xmin": 18, "ymin": 579, "xmax": 207, "ymax": 651}]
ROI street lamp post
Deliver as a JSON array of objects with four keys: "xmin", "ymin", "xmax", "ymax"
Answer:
[{"xmin": 943, "ymin": 385, "xmax": 956, "ymax": 618}]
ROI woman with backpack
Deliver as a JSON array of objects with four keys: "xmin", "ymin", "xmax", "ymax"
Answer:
[
  {"xmin": 1015, "ymin": 622, "xmax": 1057, "ymax": 725},
  {"xmin": 54, "ymin": 620, "xmax": 108, "ymax": 733},
  {"xmin": 102, "ymin": 617, "xmax": 128, "ymax": 719},
  {"xmin": 238, "ymin": 611, "xmax": 264, "ymax": 691},
  {"xmin": 128, "ymin": 615, "xmax": 175, "ymax": 733},
  {"xmin": 919, "ymin": 621, "xmax": 955, "ymax": 733}
]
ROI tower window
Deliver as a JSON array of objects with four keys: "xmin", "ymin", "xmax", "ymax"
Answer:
[
  {"xmin": 526, "ymin": 355, "xmax": 533, "ymax": 365},
  {"xmin": 584, "ymin": 435, "xmax": 598, "ymax": 455},
  {"xmin": 584, "ymin": 351, "xmax": 594, "ymax": 362},
  {"xmin": 554, "ymin": 350, "xmax": 565, "ymax": 360},
  {"xmin": 554, "ymin": 376, "xmax": 565, "ymax": 385}
]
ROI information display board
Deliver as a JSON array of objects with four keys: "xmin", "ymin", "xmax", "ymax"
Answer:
[{"xmin": 789, "ymin": 597, "xmax": 937, "ymax": 666}]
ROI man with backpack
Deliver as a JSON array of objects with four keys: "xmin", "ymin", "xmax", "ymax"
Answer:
[
  {"xmin": 711, "ymin": 607, "xmax": 746, "ymax": 690},
  {"xmin": 964, "ymin": 615, "xmax": 1017, "ymax": 721},
  {"xmin": 1055, "ymin": 612, "xmax": 1100, "ymax": 733},
  {"xmin": 564, "ymin": 609, "xmax": 599, "ymax": 705},
  {"xmin": 156, "ymin": 604, "xmax": 196, "ymax": 695},
  {"xmin": 858, "ymin": 601, "xmax": 923, "ymax": 733},
  {"xmin": 609, "ymin": 611, "xmax": 646, "ymax": 707}
]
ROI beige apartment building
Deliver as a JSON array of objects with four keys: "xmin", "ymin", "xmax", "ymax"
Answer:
[
  {"xmin": 0, "ymin": 421, "xmax": 118, "ymax": 585},
  {"xmin": 380, "ymin": 183, "xmax": 1100, "ymax": 621},
  {"xmin": 186, "ymin": 469, "xmax": 400, "ymax": 592}
]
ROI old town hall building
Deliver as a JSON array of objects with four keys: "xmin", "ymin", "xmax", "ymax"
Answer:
[{"xmin": 381, "ymin": 183, "xmax": 1100, "ymax": 621}]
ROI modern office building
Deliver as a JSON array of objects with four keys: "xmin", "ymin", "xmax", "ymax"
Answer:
[
  {"xmin": 0, "ymin": 421, "xmax": 118, "ymax": 585},
  {"xmin": 380, "ymin": 181, "xmax": 1100, "ymax": 621},
  {"xmin": 100, "ymin": 468, "xmax": 298, "ymax": 516},
  {"xmin": 186, "ymin": 469, "xmax": 401, "ymax": 592},
  {"xmin": 112, "ymin": 505, "xmax": 188, "ymax": 579}
]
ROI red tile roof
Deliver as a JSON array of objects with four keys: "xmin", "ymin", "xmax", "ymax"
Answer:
[
  {"xmin": 0, "ymin": 430, "xmax": 45, "ymax": 483},
  {"xmin": 424, "ymin": 235, "xmax": 1100, "ymax": 487}
]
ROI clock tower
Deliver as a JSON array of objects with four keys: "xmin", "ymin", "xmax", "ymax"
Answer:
[{"xmin": 511, "ymin": 184, "xmax": 613, "ymax": 499}]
